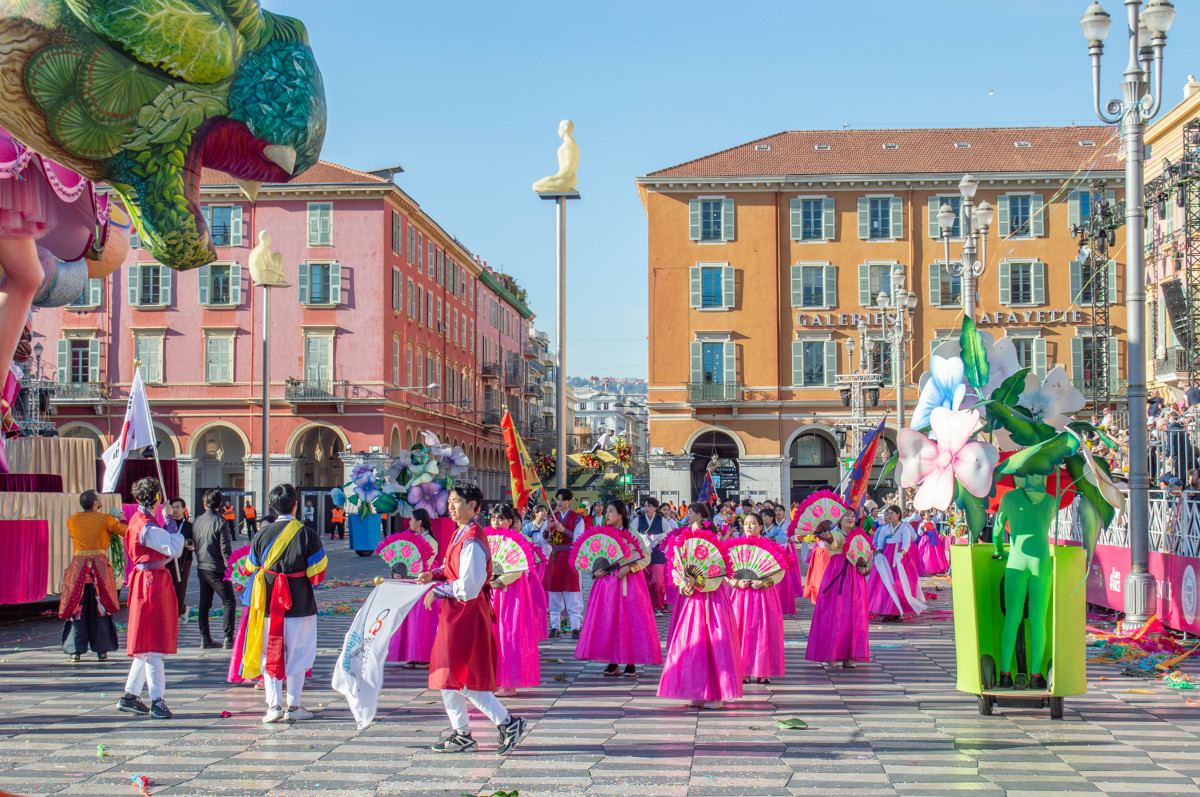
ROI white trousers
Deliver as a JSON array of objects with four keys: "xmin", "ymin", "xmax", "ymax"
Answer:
[
  {"xmin": 124, "ymin": 653, "xmax": 166, "ymax": 700},
  {"xmin": 547, "ymin": 591, "xmax": 582, "ymax": 630},
  {"xmin": 260, "ymin": 614, "xmax": 318, "ymax": 708},
  {"xmin": 441, "ymin": 688, "xmax": 509, "ymax": 735}
]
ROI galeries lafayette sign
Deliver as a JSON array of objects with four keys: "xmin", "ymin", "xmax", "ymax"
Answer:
[{"xmin": 795, "ymin": 309, "xmax": 1089, "ymax": 327}]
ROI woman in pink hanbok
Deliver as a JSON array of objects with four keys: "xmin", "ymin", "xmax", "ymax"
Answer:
[
  {"xmin": 865, "ymin": 505, "xmax": 926, "ymax": 620},
  {"xmin": 915, "ymin": 511, "xmax": 950, "ymax": 575},
  {"xmin": 726, "ymin": 513, "xmax": 785, "ymax": 684},
  {"xmin": 574, "ymin": 500, "xmax": 662, "ymax": 676},
  {"xmin": 805, "ymin": 512, "xmax": 871, "ymax": 668},
  {"xmin": 385, "ymin": 509, "xmax": 439, "ymax": 668},
  {"xmin": 487, "ymin": 504, "xmax": 540, "ymax": 697}
]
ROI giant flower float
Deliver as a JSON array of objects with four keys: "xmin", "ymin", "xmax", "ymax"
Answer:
[{"xmin": 329, "ymin": 431, "xmax": 468, "ymax": 520}]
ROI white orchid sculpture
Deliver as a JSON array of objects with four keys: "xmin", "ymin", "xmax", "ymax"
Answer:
[{"xmin": 898, "ymin": 408, "xmax": 999, "ymax": 512}]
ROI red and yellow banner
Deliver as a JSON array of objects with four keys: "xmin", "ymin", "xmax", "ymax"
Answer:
[{"xmin": 501, "ymin": 410, "xmax": 548, "ymax": 513}]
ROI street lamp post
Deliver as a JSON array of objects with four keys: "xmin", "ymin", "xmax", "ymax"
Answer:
[
  {"xmin": 1081, "ymin": 0, "xmax": 1174, "ymax": 631},
  {"xmin": 876, "ymin": 266, "xmax": 918, "ymax": 429},
  {"xmin": 939, "ymin": 175, "xmax": 995, "ymax": 321}
]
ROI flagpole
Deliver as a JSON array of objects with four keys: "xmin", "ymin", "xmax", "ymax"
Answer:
[{"xmin": 133, "ymin": 363, "xmax": 180, "ymax": 580}]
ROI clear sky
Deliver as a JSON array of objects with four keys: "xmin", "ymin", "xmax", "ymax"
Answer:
[{"xmin": 266, "ymin": 0, "xmax": 1200, "ymax": 378}]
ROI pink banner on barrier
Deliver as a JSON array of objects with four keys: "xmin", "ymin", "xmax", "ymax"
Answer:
[{"xmin": 1084, "ymin": 543, "xmax": 1200, "ymax": 635}]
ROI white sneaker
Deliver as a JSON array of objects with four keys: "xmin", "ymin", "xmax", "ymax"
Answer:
[
  {"xmin": 262, "ymin": 707, "xmax": 285, "ymax": 723},
  {"xmin": 284, "ymin": 706, "xmax": 313, "ymax": 720}
]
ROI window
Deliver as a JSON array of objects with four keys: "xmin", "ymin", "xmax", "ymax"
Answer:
[
  {"xmin": 927, "ymin": 262, "xmax": 962, "ymax": 307},
  {"xmin": 469, "ymin": 321, "xmax": 474, "ymax": 352},
  {"xmin": 1078, "ymin": 191, "xmax": 1091, "ymax": 224},
  {"xmin": 211, "ymin": 264, "xmax": 231, "ymax": 305},
  {"xmin": 701, "ymin": 342, "xmax": 724, "ymax": 383},
  {"xmin": 437, "ymin": 299, "xmax": 443, "ymax": 331},
  {"xmin": 1077, "ymin": 260, "xmax": 1095, "ymax": 304},
  {"xmin": 858, "ymin": 262, "xmax": 896, "ymax": 306},
  {"xmin": 407, "ymin": 279, "xmax": 416, "ymax": 318},
  {"xmin": 688, "ymin": 197, "xmax": 734, "ymax": 242},
  {"xmin": 407, "ymin": 224, "xmax": 416, "ymax": 263},
  {"xmin": 392, "ymin": 269, "xmax": 402, "ymax": 311},
  {"xmin": 802, "ymin": 341, "xmax": 826, "ymax": 386},
  {"xmin": 197, "ymin": 263, "xmax": 240, "ymax": 307},
  {"xmin": 1012, "ymin": 337, "xmax": 1033, "ymax": 370},
  {"xmin": 391, "ymin": 211, "xmax": 402, "ymax": 255},
  {"xmin": 132, "ymin": 332, "xmax": 162, "ymax": 384},
  {"xmin": 58, "ymin": 337, "xmax": 98, "ymax": 384},
  {"xmin": 426, "ymin": 292, "xmax": 434, "ymax": 328},
  {"xmin": 303, "ymin": 333, "xmax": 333, "ymax": 384},
  {"xmin": 69, "ymin": 278, "xmax": 102, "ymax": 309},
  {"xmin": 998, "ymin": 193, "xmax": 1044, "ymax": 238},
  {"xmin": 204, "ymin": 334, "xmax": 233, "ymax": 384},
  {"xmin": 453, "ymin": 310, "xmax": 459, "ymax": 345},
  {"xmin": 128, "ymin": 264, "xmax": 170, "ymax": 307},
  {"xmin": 690, "ymin": 263, "xmax": 734, "ymax": 310},
  {"xmin": 70, "ymin": 339, "xmax": 90, "ymax": 382},
  {"xmin": 417, "ymin": 233, "xmax": 423, "ymax": 272},
  {"xmin": 929, "ymin": 196, "xmax": 962, "ymax": 238},
  {"xmin": 392, "ymin": 337, "xmax": 400, "ymax": 386},
  {"xmin": 701, "ymin": 266, "xmax": 723, "ymax": 308},
  {"xmin": 869, "ymin": 197, "xmax": 891, "ymax": 239},
  {"xmin": 307, "ymin": 203, "xmax": 332, "ymax": 246},
  {"xmin": 436, "ymin": 250, "xmax": 445, "ymax": 285},
  {"xmin": 865, "ymin": 338, "xmax": 893, "ymax": 382},
  {"xmin": 799, "ymin": 198, "xmax": 824, "ymax": 240},
  {"xmin": 999, "ymin": 260, "xmax": 1044, "ymax": 306},
  {"xmin": 791, "ymin": 338, "xmax": 836, "ymax": 387},
  {"xmin": 1071, "ymin": 336, "xmax": 1117, "ymax": 390},
  {"xmin": 406, "ymin": 345, "xmax": 413, "ymax": 388},
  {"xmin": 791, "ymin": 434, "xmax": 836, "ymax": 467},
  {"xmin": 1071, "ymin": 259, "xmax": 1117, "ymax": 305},
  {"xmin": 428, "ymin": 246, "xmax": 435, "ymax": 275},
  {"xmin": 297, "ymin": 261, "xmax": 342, "ymax": 305},
  {"xmin": 800, "ymin": 265, "xmax": 824, "ymax": 307},
  {"xmin": 1008, "ymin": 194, "xmax": 1032, "ymax": 237},
  {"xmin": 416, "ymin": 285, "xmax": 423, "ymax": 323},
  {"xmin": 210, "ymin": 206, "xmax": 233, "ymax": 247},
  {"xmin": 858, "ymin": 195, "xmax": 903, "ymax": 240}
]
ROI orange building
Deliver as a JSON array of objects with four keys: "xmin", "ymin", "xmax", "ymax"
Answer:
[{"xmin": 637, "ymin": 126, "xmax": 1125, "ymax": 505}]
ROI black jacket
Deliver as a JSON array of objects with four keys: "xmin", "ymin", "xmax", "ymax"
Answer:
[{"xmin": 192, "ymin": 509, "xmax": 234, "ymax": 573}]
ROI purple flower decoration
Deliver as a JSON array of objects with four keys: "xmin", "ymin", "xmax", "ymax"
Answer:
[
  {"xmin": 330, "ymin": 487, "xmax": 346, "ymax": 507},
  {"xmin": 408, "ymin": 481, "xmax": 448, "ymax": 517},
  {"xmin": 351, "ymin": 465, "xmax": 381, "ymax": 505},
  {"xmin": 443, "ymin": 445, "xmax": 469, "ymax": 478}
]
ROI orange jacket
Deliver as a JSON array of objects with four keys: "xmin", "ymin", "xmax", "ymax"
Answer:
[{"xmin": 331, "ymin": 508, "xmax": 345, "ymax": 523}]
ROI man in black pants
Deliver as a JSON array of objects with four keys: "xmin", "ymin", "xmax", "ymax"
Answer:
[
  {"xmin": 192, "ymin": 489, "xmax": 237, "ymax": 649},
  {"xmin": 167, "ymin": 498, "xmax": 194, "ymax": 619}
]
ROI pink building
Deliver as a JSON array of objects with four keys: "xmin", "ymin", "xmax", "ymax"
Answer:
[{"xmin": 32, "ymin": 161, "xmax": 535, "ymax": 508}]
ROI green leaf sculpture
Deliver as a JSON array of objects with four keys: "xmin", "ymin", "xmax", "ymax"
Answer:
[
  {"xmin": 955, "ymin": 479, "xmax": 990, "ymax": 543},
  {"xmin": 875, "ymin": 453, "xmax": 898, "ymax": 488},
  {"xmin": 1066, "ymin": 420, "xmax": 1117, "ymax": 450},
  {"xmin": 996, "ymin": 432, "xmax": 1080, "ymax": 477},
  {"xmin": 960, "ymin": 316, "xmax": 990, "ymax": 389},
  {"xmin": 990, "ymin": 367, "xmax": 1030, "ymax": 407},
  {"xmin": 983, "ymin": 401, "xmax": 1058, "ymax": 447}
]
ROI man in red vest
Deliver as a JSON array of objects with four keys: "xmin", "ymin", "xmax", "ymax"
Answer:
[
  {"xmin": 418, "ymin": 483, "xmax": 528, "ymax": 754},
  {"xmin": 537, "ymin": 488, "xmax": 584, "ymax": 638}
]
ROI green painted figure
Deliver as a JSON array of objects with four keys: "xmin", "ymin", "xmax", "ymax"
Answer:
[{"xmin": 992, "ymin": 473, "xmax": 1056, "ymax": 690}]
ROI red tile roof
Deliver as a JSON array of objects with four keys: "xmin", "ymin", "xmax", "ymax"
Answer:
[
  {"xmin": 644, "ymin": 126, "xmax": 1123, "ymax": 179},
  {"xmin": 201, "ymin": 160, "xmax": 389, "ymax": 186}
]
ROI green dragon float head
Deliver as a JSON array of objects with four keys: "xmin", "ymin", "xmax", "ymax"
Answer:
[{"xmin": 0, "ymin": 0, "xmax": 327, "ymax": 269}]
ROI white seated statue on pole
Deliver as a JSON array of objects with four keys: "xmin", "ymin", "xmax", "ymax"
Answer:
[{"xmin": 532, "ymin": 120, "xmax": 579, "ymax": 194}]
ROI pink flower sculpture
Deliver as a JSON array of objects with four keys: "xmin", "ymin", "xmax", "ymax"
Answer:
[{"xmin": 897, "ymin": 407, "xmax": 999, "ymax": 511}]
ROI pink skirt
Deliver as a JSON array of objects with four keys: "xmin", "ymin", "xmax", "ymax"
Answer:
[
  {"xmin": 657, "ymin": 582, "xmax": 743, "ymax": 702},
  {"xmin": 778, "ymin": 562, "xmax": 798, "ymax": 616},
  {"xmin": 917, "ymin": 533, "xmax": 950, "ymax": 575},
  {"xmin": 575, "ymin": 571, "xmax": 662, "ymax": 665},
  {"xmin": 227, "ymin": 606, "xmax": 250, "ymax": 683},
  {"xmin": 866, "ymin": 543, "xmax": 922, "ymax": 616},
  {"xmin": 805, "ymin": 555, "xmax": 870, "ymax": 663},
  {"xmin": 729, "ymin": 585, "xmax": 785, "ymax": 678},
  {"xmin": 903, "ymin": 545, "xmax": 921, "ymax": 590},
  {"xmin": 386, "ymin": 596, "xmax": 438, "ymax": 662},
  {"xmin": 492, "ymin": 575, "xmax": 540, "ymax": 689},
  {"xmin": 0, "ymin": 127, "xmax": 98, "ymax": 260}
]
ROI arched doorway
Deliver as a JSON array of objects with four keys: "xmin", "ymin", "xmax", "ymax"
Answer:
[
  {"xmin": 689, "ymin": 430, "xmax": 741, "ymax": 502},
  {"xmin": 389, "ymin": 426, "xmax": 402, "ymax": 456},
  {"xmin": 789, "ymin": 430, "xmax": 839, "ymax": 504},
  {"xmin": 59, "ymin": 423, "xmax": 105, "ymax": 460},
  {"xmin": 191, "ymin": 424, "xmax": 247, "ymax": 492},
  {"xmin": 291, "ymin": 424, "xmax": 345, "ymax": 489},
  {"xmin": 151, "ymin": 424, "xmax": 178, "ymax": 460}
]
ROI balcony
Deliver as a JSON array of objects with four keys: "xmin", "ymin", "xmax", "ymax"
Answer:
[
  {"xmin": 1070, "ymin": 377, "xmax": 1129, "ymax": 398},
  {"xmin": 481, "ymin": 410, "xmax": 501, "ymax": 426},
  {"xmin": 687, "ymin": 381, "xmax": 742, "ymax": 403},
  {"xmin": 48, "ymin": 380, "xmax": 105, "ymax": 415},
  {"xmin": 523, "ymin": 342, "xmax": 538, "ymax": 360},
  {"xmin": 284, "ymin": 379, "xmax": 349, "ymax": 413},
  {"xmin": 480, "ymin": 362, "xmax": 499, "ymax": 381},
  {"xmin": 523, "ymin": 382, "xmax": 539, "ymax": 397},
  {"xmin": 503, "ymin": 369, "xmax": 522, "ymax": 388},
  {"xmin": 1155, "ymin": 347, "xmax": 1192, "ymax": 378}
]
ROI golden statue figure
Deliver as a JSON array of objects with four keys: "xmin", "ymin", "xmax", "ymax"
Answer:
[{"xmin": 532, "ymin": 120, "xmax": 579, "ymax": 194}]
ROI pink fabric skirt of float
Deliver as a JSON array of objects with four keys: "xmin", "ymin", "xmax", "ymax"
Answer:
[
  {"xmin": 805, "ymin": 554, "xmax": 870, "ymax": 663},
  {"xmin": 657, "ymin": 582, "xmax": 743, "ymax": 702},
  {"xmin": 917, "ymin": 533, "xmax": 950, "ymax": 575},
  {"xmin": 0, "ymin": 127, "xmax": 99, "ymax": 260},
  {"xmin": 866, "ymin": 543, "xmax": 922, "ymax": 616},
  {"xmin": 729, "ymin": 584, "xmax": 785, "ymax": 678},
  {"xmin": 803, "ymin": 545, "xmax": 831, "ymax": 604},
  {"xmin": 386, "ymin": 596, "xmax": 438, "ymax": 663},
  {"xmin": 575, "ymin": 571, "xmax": 662, "ymax": 665},
  {"xmin": 491, "ymin": 575, "xmax": 540, "ymax": 689}
]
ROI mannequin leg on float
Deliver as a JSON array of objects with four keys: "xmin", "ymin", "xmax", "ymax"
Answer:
[{"xmin": 0, "ymin": 237, "xmax": 43, "ymax": 368}]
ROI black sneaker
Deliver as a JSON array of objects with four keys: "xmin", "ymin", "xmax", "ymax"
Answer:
[
  {"xmin": 117, "ymin": 693, "xmax": 149, "ymax": 715},
  {"xmin": 431, "ymin": 732, "xmax": 477, "ymax": 753},
  {"xmin": 603, "ymin": 663, "xmax": 619, "ymax": 677},
  {"xmin": 201, "ymin": 637, "xmax": 222, "ymax": 650},
  {"xmin": 997, "ymin": 672, "xmax": 1014, "ymax": 689},
  {"xmin": 97, "ymin": 653, "xmax": 107, "ymax": 662},
  {"xmin": 149, "ymin": 699, "xmax": 172, "ymax": 719},
  {"xmin": 497, "ymin": 716, "xmax": 528, "ymax": 756},
  {"xmin": 548, "ymin": 628, "xmax": 561, "ymax": 639},
  {"xmin": 623, "ymin": 665, "xmax": 637, "ymax": 677},
  {"xmin": 68, "ymin": 653, "xmax": 81, "ymax": 662},
  {"xmin": 571, "ymin": 629, "xmax": 580, "ymax": 640},
  {"xmin": 1030, "ymin": 674, "xmax": 1048, "ymax": 691},
  {"xmin": 223, "ymin": 638, "xmax": 234, "ymax": 650}
]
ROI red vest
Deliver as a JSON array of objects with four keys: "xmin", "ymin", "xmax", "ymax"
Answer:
[
  {"xmin": 124, "ymin": 510, "xmax": 179, "ymax": 656},
  {"xmin": 544, "ymin": 510, "xmax": 582, "ymax": 593},
  {"xmin": 428, "ymin": 521, "xmax": 497, "ymax": 692}
]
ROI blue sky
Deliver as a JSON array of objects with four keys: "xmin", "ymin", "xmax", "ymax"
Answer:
[{"xmin": 267, "ymin": 0, "xmax": 1200, "ymax": 377}]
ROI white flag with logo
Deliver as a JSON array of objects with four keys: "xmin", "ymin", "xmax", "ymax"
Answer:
[
  {"xmin": 101, "ymin": 371, "xmax": 156, "ymax": 493},
  {"xmin": 332, "ymin": 580, "xmax": 432, "ymax": 729}
]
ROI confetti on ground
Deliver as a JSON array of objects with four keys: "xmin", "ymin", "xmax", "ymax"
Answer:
[
  {"xmin": 96, "ymin": 744, "xmax": 106, "ymax": 757},
  {"xmin": 131, "ymin": 775, "xmax": 150, "ymax": 796},
  {"xmin": 1162, "ymin": 671, "xmax": 1197, "ymax": 689},
  {"xmin": 220, "ymin": 711, "xmax": 233, "ymax": 718}
]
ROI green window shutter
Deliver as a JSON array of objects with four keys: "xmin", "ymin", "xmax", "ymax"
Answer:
[
  {"xmin": 88, "ymin": 277, "xmax": 101, "ymax": 306},
  {"xmin": 307, "ymin": 205, "xmax": 320, "ymax": 244},
  {"xmin": 722, "ymin": 265, "xmax": 735, "ymax": 309},
  {"xmin": 890, "ymin": 196, "xmax": 903, "ymax": 239},
  {"xmin": 1069, "ymin": 260, "xmax": 1082, "ymax": 303},
  {"xmin": 127, "ymin": 265, "xmax": 139, "ymax": 307},
  {"xmin": 150, "ymin": 338, "xmax": 161, "ymax": 383},
  {"xmin": 231, "ymin": 206, "xmax": 243, "ymax": 246},
  {"xmin": 1108, "ymin": 336, "xmax": 1120, "ymax": 389},
  {"xmin": 159, "ymin": 267, "xmax": 171, "ymax": 306},
  {"xmin": 789, "ymin": 198, "xmax": 802, "ymax": 240},
  {"xmin": 1031, "ymin": 194, "xmax": 1045, "ymax": 237},
  {"xmin": 998, "ymin": 260, "xmax": 1011, "ymax": 305},
  {"xmin": 997, "ymin": 195, "xmax": 1010, "ymax": 237},
  {"xmin": 1107, "ymin": 190, "xmax": 1116, "ymax": 206},
  {"xmin": 790, "ymin": 264, "xmax": 802, "ymax": 308},
  {"xmin": 824, "ymin": 340, "xmax": 837, "ymax": 387},
  {"xmin": 721, "ymin": 198, "xmax": 735, "ymax": 241},
  {"xmin": 202, "ymin": 205, "xmax": 211, "ymax": 233},
  {"xmin": 823, "ymin": 264, "xmax": 836, "ymax": 309},
  {"xmin": 1108, "ymin": 259, "xmax": 1118, "ymax": 304},
  {"xmin": 689, "ymin": 266, "xmax": 701, "ymax": 309},
  {"xmin": 56, "ymin": 339, "xmax": 68, "ymax": 384},
  {"xmin": 230, "ymin": 263, "xmax": 241, "ymax": 306},
  {"xmin": 689, "ymin": 341, "xmax": 702, "ymax": 383},
  {"xmin": 197, "ymin": 264, "xmax": 210, "ymax": 305},
  {"xmin": 928, "ymin": 196, "xmax": 941, "ymax": 239},
  {"xmin": 822, "ymin": 197, "xmax": 835, "ymax": 240},
  {"xmin": 723, "ymin": 341, "xmax": 736, "ymax": 384},
  {"xmin": 1034, "ymin": 337, "xmax": 1047, "ymax": 379},
  {"xmin": 319, "ymin": 206, "xmax": 332, "ymax": 244},
  {"xmin": 688, "ymin": 199, "xmax": 700, "ymax": 241},
  {"xmin": 928, "ymin": 262, "xmax": 941, "ymax": 306},
  {"xmin": 858, "ymin": 263, "xmax": 870, "ymax": 306},
  {"xmin": 791, "ymin": 340, "xmax": 803, "ymax": 386},
  {"xmin": 1033, "ymin": 261, "xmax": 1045, "ymax": 305},
  {"xmin": 330, "ymin": 262, "xmax": 342, "ymax": 305},
  {"xmin": 1067, "ymin": 190, "xmax": 1081, "ymax": 230},
  {"xmin": 1071, "ymin": 338, "xmax": 1084, "ymax": 384},
  {"xmin": 87, "ymin": 337, "xmax": 100, "ymax": 382},
  {"xmin": 857, "ymin": 198, "xmax": 869, "ymax": 239},
  {"xmin": 297, "ymin": 262, "xmax": 309, "ymax": 304}
]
